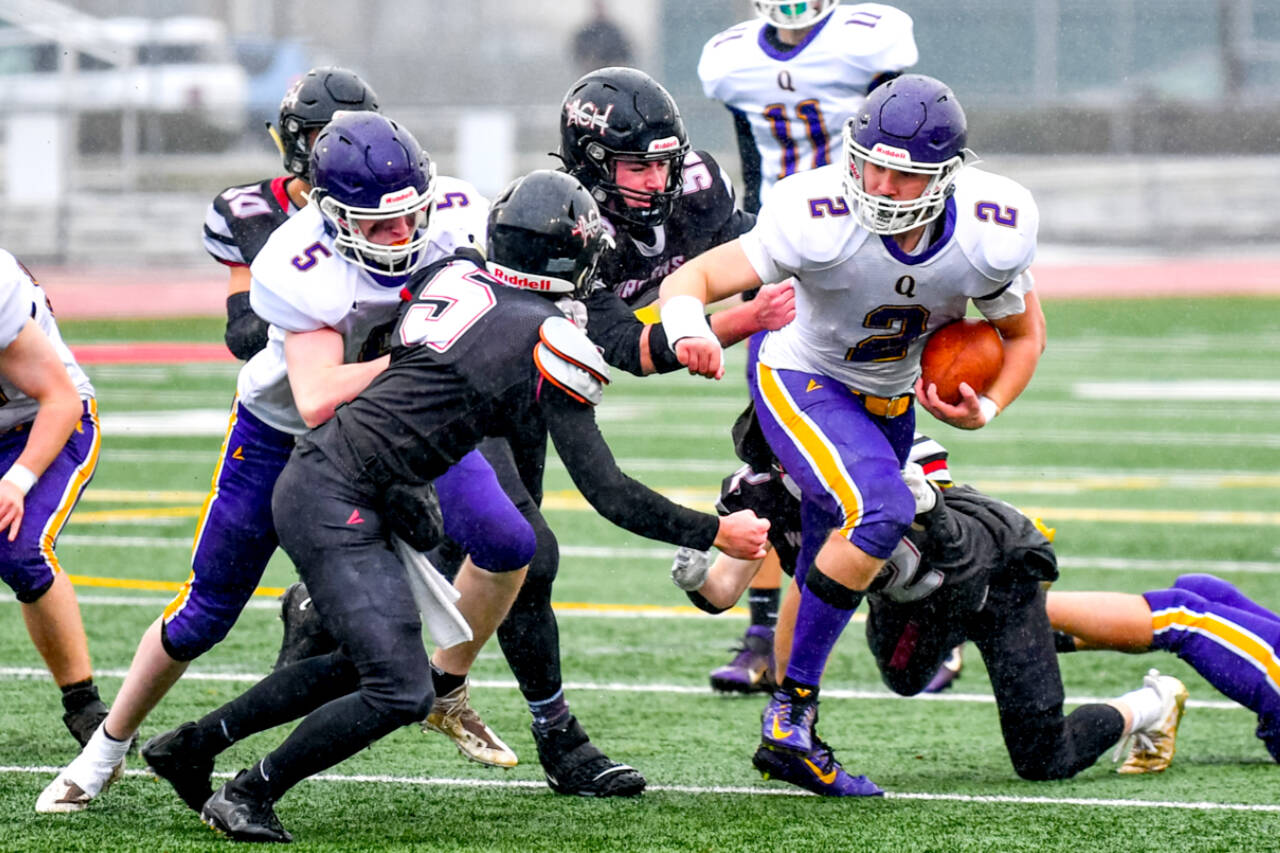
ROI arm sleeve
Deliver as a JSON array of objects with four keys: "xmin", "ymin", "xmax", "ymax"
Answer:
[
  {"xmin": 582, "ymin": 289, "xmax": 686, "ymax": 375},
  {"xmin": 224, "ymin": 290, "xmax": 270, "ymax": 360},
  {"xmin": 542, "ymin": 389, "xmax": 719, "ymax": 549},
  {"xmin": 730, "ymin": 107, "xmax": 763, "ymax": 215}
]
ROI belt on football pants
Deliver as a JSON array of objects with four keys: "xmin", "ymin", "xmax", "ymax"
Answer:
[{"xmin": 850, "ymin": 390, "xmax": 913, "ymax": 419}]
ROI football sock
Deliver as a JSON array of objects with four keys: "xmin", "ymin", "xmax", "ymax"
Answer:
[
  {"xmin": 785, "ymin": 569, "xmax": 860, "ymax": 686},
  {"xmin": 64, "ymin": 725, "xmax": 129, "ymax": 796},
  {"xmin": 198, "ymin": 652, "xmax": 358, "ymax": 749},
  {"xmin": 257, "ymin": 692, "xmax": 404, "ymax": 801},
  {"xmin": 529, "ymin": 689, "xmax": 571, "ymax": 733},
  {"xmin": 748, "ymin": 587, "xmax": 780, "ymax": 629},
  {"xmin": 1115, "ymin": 685, "xmax": 1164, "ymax": 733},
  {"xmin": 431, "ymin": 665, "xmax": 467, "ymax": 698},
  {"xmin": 1052, "ymin": 631, "xmax": 1079, "ymax": 653},
  {"xmin": 780, "ymin": 676, "xmax": 819, "ymax": 703},
  {"xmin": 59, "ymin": 679, "xmax": 102, "ymax": 715}
]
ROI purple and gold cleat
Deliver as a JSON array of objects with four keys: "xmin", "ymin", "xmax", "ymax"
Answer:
[
  {"xmin": 710, "ymin": 626, "xmax": 776, "ymax": 694},
  {"xmin": 753, "ymin": 739, "xmax": 883, "ymax": 797},
  {"xmin": 761, "ymin": 689, "xmax": 817, "ymax": 754},
  {"xmin": 921, "ymin": 644, "xmax": 964, "ymax": 694}
]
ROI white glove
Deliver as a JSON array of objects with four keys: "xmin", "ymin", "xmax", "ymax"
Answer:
[
  {"xmin": 902, "ymin": 462, "xmax": 938, "ymax": 516},
  {"xmin": 670, "ymin": 546, "xmax": 712, "ymax": 591}
]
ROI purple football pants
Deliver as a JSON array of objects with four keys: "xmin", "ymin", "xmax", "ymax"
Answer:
[
  {"xmin": 0, "ymin": 400, "xmax": 99, "ymax": 601},
  {"xmin": 1145, "ymin": 573, "xmax": 1280, "ymax": 761}
]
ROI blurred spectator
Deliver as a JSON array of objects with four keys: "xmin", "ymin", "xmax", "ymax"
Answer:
[{"xmin": 571, "ymin": 0, "xmax": 634, "ymax": 76}]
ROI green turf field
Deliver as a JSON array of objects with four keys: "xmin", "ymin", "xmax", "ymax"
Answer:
[{"xmin": 2, "ymin": 297, "xmax": 1278, "ymax": 851}]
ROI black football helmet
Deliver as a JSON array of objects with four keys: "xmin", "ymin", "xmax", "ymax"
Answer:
[
  {"xmin": 558, "ymin": 66, "xmax": 690, "ymax": 229},
  {"xmin": 486, "ymin": 170, "xmax": 614, "ymax": 299},
  {"xmin": 273, "ymin": 66, "xmax": 380, "ymax": 182}
]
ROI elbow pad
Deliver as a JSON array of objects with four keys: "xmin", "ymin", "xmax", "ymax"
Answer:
[{"xmin": 225, "ymin": 291, "xmax": 269, "ymax": 360}]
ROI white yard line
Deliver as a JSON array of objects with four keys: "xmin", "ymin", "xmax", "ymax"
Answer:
[{"xmin": 0, "ymin": 765, "xmax": 1275, "ymax": 811}]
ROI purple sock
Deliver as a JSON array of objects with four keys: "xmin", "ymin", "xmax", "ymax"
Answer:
[{"xmin": 784, "ymin": 584, "xmax": 857, "ymax": 686}]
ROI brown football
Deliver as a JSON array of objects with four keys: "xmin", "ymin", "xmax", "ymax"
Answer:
[{"xmin": 920, "ymin": 319, "xmax": 1004, "ymax": 405}]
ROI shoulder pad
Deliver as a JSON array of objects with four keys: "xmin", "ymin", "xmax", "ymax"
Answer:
[
  {"xmin": 534, "ymin": 316, "xmax": 610, "ymax": 406},
  {"xmin": 952, "ymin": 168, "xmax": 1038, "ymax": 282}
]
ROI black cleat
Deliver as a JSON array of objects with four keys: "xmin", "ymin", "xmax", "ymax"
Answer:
[
  {"xmin": 532, "ymin": 716, "xmax": 646, "ymax": 797},
  {"xmin": 202, "ymin": 772, "xmax": 292, "ymax": 844},
  {"xmin": 142, "ymin": 722, "xmax": 215, "ymax": 813},
  {"xmin": 273, "ymin": 582, "xmax": 338, "ymax": 671}
]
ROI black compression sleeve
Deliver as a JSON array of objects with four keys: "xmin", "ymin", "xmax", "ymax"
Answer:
[
  {"xmin": 644, "ymin": 322, "xmax": 684, "ymax": 373},
  {"xmin": 583, "ymin": 289, "xmax": 647, "ymax": 376},
  {"xmin": 542, "ymin": 391, "xmax": 719, "ymax": 549},
  {"xmin": 225, "ymin": 290, "xmax": 269, "ymax": 360},
  {"xmin": 730, "ymin": 107, "xmax": 762, "ymax": 215}
]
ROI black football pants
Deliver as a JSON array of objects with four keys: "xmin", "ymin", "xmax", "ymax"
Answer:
[{"xmin": 867, "ymin": 579, "xmax": 1125, "ymax": 781}]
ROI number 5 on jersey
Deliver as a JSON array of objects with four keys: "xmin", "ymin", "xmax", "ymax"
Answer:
[{"xmin": 399, "ymin": 271, "xmax": 496, "ymax": 353}]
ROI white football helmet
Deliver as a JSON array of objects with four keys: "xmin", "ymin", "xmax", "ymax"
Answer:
[{"xmin": 753, "ymin": 0, "xmax": 839, "ymax": 30}]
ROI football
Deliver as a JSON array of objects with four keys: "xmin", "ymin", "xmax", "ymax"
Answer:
[{"xmin": 920, "ymin": 319, "xmax": 1004, "ymax": 405}]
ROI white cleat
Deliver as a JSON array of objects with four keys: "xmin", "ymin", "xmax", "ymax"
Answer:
[{"xmin": 35, "ymin": 759, "xmax": 125, "ymax": 813}]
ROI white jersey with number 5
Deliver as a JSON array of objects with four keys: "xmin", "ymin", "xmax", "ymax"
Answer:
[
  {"xmin": 237, "ymin": 175, "xmax": 488, "ymax": 435},
  {"xmin": 741, "ymin": 164, "xmax": 1037, "ymax": 398},
  {"xmin": 698, "ymin": 3, "xmax": 916, "ymax": 208}
]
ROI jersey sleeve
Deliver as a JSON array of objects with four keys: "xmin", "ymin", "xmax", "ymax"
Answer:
[
  {"xmin": 427, "ymin": 176, "xmax": 490, "ymax": 257},
  {"xmin": 0, "ymin": 251, "xmax": 34, "ymax": 349},
  {"xmin": 840, "ymin": 4, "xmax": 919, "ymax": 78},
  {"xmin": 697, "ymin": 22, "xmax": 753, "ymax": 102},
  {"xmin": 202, "ymin": 179, "xmax": 291, "ymax": 267},
  {"xmin": 248, "ymin": 211, "xmax": 350, "ymax": 333},
  {"xmin": 953, "ymin": 168, "xmax": 1039, "ymax": 319}
]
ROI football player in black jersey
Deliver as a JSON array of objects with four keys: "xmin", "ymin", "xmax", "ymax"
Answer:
[
  {"xmin": 144, "ymin": 171, "xmax": 769, "ymax": 842},
  {"xmin": 202, "ymin": 67, "xmax": 379, "ymax": 359},
  {"xmin": 675, "ymin": 439, "xmax": 1190, "ymax": 797}
]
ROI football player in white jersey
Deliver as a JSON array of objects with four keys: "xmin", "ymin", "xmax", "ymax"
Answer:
[
  {"xmin": 37, "ymin": 112, "xmax": 528, "ymax": 813},
  {"xmin": 698, "ymin": 2, "xmax": 917, "ymax": 692},
  {"xmin": 0, "ymin": 252, "xmax": 108, "ymax": 751},
  {"xmin": 699, "ymin": 1, "xmax": 916, "ymax": 215},
  {"xmin": 202, "ymin": 67, "xmax": 379, "ymax": 361},
  {"xmin": 659, "ymin": 74, "xmax": 1047, "ymax": 795}
]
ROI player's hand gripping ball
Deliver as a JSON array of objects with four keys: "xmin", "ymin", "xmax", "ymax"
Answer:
[{"xmin": 920, "ymin": 319, "xmax": 1003, "ymax": 405}]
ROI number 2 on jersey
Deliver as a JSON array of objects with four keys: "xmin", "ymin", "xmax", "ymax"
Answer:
[
  {"xmin": 399, "ymin": 271, "xmax": 496, "ymax": 353},
  {"xmin": 764, "ymin": 100, "xmax": 830, "ymax": 180},
  {"xmin": 844, "ymin": 305, "xmax": 930, "ymax": 363}
]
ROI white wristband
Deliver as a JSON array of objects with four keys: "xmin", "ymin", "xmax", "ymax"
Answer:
[
  {"xmin": 660, "ymin": 295, "xmax": 719, "ymax": 353},
  {"xmin": 2, "ymin": 463, "xmax": 37, "ymax": 496},
  {"xmin": 978, "ymin": 395, "xmax": 1000, "ymax": 424}
]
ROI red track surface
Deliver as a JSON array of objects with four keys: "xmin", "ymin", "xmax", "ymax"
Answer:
[{"xmin": 36, "ymin": 257, "xmax": 1280, "ymax": 322}]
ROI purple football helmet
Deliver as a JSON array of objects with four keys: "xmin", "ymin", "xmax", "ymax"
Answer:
[
  {"xmin": 309, "ymin": 111, "xmax": 435, "ymax": 278},
  {"xmin": 842, "ymin": 74, "xmax": 969, "ymax": 235}
]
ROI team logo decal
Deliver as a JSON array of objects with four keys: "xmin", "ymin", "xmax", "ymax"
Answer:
[{"xmin": 564, "ymin": 98, "xmax": 614, "ymax": 135}]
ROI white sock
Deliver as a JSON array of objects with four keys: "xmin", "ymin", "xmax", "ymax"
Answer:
[
  {"xmin": 63, "ymin": 724, "xmax": 130, "ymax": 796},
  {"xmin": 1116, "ymin": 686, "xmax": 1164, "ymax": 733}
]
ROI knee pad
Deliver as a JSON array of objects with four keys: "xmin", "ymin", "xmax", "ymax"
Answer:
[{"xmin": 522, "ymin": 516, "xmax": 559, "ymax": 588}]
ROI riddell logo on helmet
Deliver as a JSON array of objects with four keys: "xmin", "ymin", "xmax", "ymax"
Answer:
[
  {"xmin": 380, "ymin": 187, "xmax": 419, "ymax": 206},
  {"xmin": 564, "ymin": 98, "xmax": 614, "ymax": 135},
  {"xmin": 648, "ymin": 137, "xmax": 681, "ymax": 153},
  {"xmin": 490, "ymin": 265, "xmax": 555, "ymax": 291},
  {"xmin": 871, "ymin": 143, "xmax": 912, "ymax": 163}
]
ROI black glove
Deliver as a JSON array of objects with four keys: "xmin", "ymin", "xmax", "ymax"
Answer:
[{"xmin": 381, "ymin": 481, "xmax": 445, "ymax": 553}]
